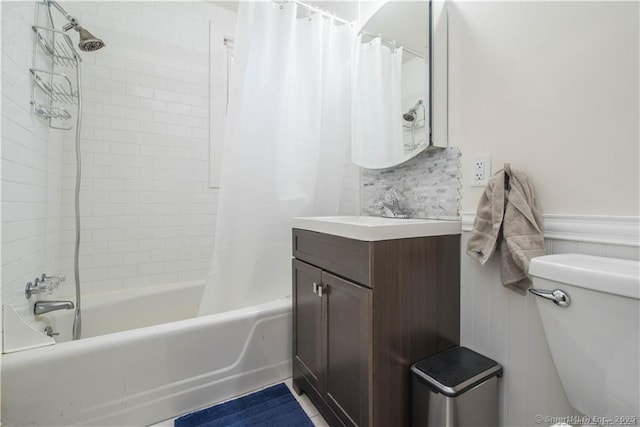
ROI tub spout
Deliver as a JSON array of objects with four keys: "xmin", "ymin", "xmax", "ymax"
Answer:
[{"xmin": 34, "ymin": 300, "xmax": 74, "ymax": 315}]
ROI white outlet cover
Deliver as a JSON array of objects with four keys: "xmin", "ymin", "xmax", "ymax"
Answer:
[{"xmin": 471, "ymin": 154, "xmax": 491, "ymax": 187}]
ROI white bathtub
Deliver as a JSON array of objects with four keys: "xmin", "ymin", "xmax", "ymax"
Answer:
[{"xmin": 1, "ymin": 282, "xmax": 292, "ymax": 426}]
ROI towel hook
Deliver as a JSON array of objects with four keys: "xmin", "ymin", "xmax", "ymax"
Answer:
[{"xmin": 503, "ymin": 163, "xmax": 512, "ymax": 191}]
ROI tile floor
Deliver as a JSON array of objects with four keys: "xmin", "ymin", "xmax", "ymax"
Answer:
[{"xmin": 150, "ymin": 378, "xmax": 327, "ymax": 427}]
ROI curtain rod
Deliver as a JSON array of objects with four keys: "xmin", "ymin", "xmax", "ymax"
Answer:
[
  {"xmin": 275, "ymin": 1, "xmax": 424, "ymax": 59},
  {"xmin": 279, "ymin": 0, "xmax": 353, "ymax": 26},
  {"xmin": 360, "ymin": 30, "xmax": 425, "ymax": 59}
]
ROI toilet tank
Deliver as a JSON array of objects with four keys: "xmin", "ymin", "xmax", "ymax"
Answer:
[{"xmin": 529, "ymin": 254, "xmax": 639, "ymax": 419}]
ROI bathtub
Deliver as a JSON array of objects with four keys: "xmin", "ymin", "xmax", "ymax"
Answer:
[{"xmin": 1, "ymin": 281, "xmax": 292, "ymax": 426}]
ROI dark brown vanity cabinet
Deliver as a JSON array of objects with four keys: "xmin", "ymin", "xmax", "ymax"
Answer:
[
  {"xmin": 293, "ymin": 259, "xmax": 372, "ymax": 426},
  {"xmin": 292, "ymin": 228, "xmax": 460, "ymax": 427}
]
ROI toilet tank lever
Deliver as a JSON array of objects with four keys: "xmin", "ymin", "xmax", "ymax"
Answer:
[{"xmin": 529, "ymin": 288, "xmax": 571, "ymax": 307}]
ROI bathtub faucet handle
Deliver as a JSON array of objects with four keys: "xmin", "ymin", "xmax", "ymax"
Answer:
[
  {"xmin": 41, "ymin": 273, "xmax": 65, "ymax": 282},
  {"xmin": 25, "ymin": 278, "xmax": 53, "ymax": 299},
  {"xmin": 39, "ymin": 273, "xmax": 65, "ymax": 291}
]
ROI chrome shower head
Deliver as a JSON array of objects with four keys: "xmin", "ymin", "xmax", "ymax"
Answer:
[
  {"xmin": 47, "ymin": 0, "xmax": 105, "ymax": 52},
  {"xmin": 77, "ymin": 27, "xmax": 105, "ymax": 52},
  {"xmin": 403, "ymin": 111, "xmax": 416, "ymax": 122},
  {"xmin": 402, "ymin": 100, "xmax": 423, "ymax": 122}
]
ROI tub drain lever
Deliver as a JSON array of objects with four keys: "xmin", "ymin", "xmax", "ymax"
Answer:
[{"xmin": 43, "ymin": 326, "xmax": 59, "ymax": 337}]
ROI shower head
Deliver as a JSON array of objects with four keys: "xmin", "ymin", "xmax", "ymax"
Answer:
[
  {"xmin": 403, "ymin": 111, "xmax": 416, "ymax": 122},
  {"xmin": 47, "ymin": 0, "xmax": 105, "ymax": 52},
  {"xmin": 402, "ymin": 100, "xmax": 423, "ymax": 122},
  {"xmin": 76, "ymin": 27, "xmax": 105, "ymax": 52}
]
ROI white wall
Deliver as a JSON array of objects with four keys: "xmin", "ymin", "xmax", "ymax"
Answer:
[
  {"xmin": 451, "ymin": 2, "xmax": 639, "ymax": 425},
  {"xmin": 450, "ymin": 1, "xmax": 639, "ymax": 215},
  {"xmin": 1, "ymin": 2, "xmax": 65, "ymax": 320}
]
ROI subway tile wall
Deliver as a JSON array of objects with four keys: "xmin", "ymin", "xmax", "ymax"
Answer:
[
  {"xmin": 1, "ymin": 1, "xmax": 237, "ymax": 324},
  {"xmin": 1, "ymin": 2, "xmax": 65, "ymax": 319},
  {"xmin": 53, "ymin": 1, "xmax": 235, "ymax": 297}
]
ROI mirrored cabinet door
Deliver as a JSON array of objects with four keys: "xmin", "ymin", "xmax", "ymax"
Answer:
[{"xmin": 352, "ymin": 0, "xmax": 448, "ymax": 170}]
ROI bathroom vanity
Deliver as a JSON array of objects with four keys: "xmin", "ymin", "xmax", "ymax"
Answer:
[{"xmin": 291, "ymin": 216, "xmax": 461, "ymax": 427}]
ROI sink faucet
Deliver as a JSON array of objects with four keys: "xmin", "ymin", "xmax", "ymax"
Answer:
[
  {"xmin": 378, "ymin": 191, "xmax": 409, "ymax": 218},
  {"xmin": 34, "ymin": 300, "xmax": 74, "ymax": 315}
]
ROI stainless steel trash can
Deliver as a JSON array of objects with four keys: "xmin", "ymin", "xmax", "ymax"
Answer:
[{"xmin": 411, "ymin": 346, "xmax": 503, "ymax": 427}]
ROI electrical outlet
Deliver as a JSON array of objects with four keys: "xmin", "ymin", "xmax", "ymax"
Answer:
[{"xmin": 471, "ymin": 154, "xmax": 491, "ymax": 187}]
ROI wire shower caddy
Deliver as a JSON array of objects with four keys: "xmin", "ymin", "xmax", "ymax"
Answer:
[{"xmin": 30, "ymin": 23, "xmax": 82, "ymax": 130}]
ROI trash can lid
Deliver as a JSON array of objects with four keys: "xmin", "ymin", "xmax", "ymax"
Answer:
[{"xmin": 411, "ymin": 346, "xmax": 503, "ymax": 397}]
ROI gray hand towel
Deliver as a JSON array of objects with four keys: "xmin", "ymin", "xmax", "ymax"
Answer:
[{"xmin": 467, "ymin": 164, "xmax": 546, "ymax": 293}]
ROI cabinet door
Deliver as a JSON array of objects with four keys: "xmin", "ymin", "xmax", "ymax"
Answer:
[
  {"xmin": 322, "ymin": 271, "xmax": 372, "ymax": 427},
  {"xmin": 293, "ymin": 259, "xmax": 325, "ymax": 395}
]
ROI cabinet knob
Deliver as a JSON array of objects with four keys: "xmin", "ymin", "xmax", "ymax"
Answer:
[
  {"xmin": 312, "ymin": 282, "xmax": 318, "ymax": 294},
  {"xmin": 318, "ymin": 284, "xmax": 323, "ymax": 297}
]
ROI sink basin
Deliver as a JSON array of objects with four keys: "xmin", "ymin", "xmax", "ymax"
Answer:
[{"xmin": 292, "ymin": 216, "xmax": 461, "ymax": 241}]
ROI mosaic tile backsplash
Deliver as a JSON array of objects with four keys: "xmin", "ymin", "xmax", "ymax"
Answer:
[{"xmin": 362, "ymin": 147, "xmax": 461, "ymax": 219}]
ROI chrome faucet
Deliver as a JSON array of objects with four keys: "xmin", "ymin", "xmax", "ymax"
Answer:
[
  {"xmin": 378, "ymin": 191, "xmax": 409, "ymax": 218},
  {"xmin": 25, "ymin": 273, "xmax": 65, "ymax": 299},
  {"xmin": 34, "ymin": 300, "xmax": 74, "ymax": 315}
]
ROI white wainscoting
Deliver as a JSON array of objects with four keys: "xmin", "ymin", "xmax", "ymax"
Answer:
[{"xmin": 460, "ymin": 214, "xmax": 639, "ymax": 427}]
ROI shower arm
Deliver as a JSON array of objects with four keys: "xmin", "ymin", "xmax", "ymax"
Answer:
[{"xmin": 46, "ymin": 0, "xmax": 81, "ymax": 32}]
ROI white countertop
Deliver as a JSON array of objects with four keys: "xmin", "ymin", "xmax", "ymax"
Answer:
[{"xmin": 292, "ymin": 216, "xmax": 461, "ymax": 241}]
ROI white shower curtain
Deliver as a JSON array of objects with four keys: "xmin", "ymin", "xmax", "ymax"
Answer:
[
  {"xmin": 351, "ymin": 37, "xmax": 404, "ymax": 168},
  {"xmin": 199, "ymin": 2, "xmax": 355, "ymax": 315}
]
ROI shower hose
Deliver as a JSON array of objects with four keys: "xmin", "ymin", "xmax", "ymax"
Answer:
[{"xmin": 72, "ymin": 56, "xmax": 82, "ymax": 341}]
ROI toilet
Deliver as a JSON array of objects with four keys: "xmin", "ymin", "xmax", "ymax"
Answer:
[{"xmin": 529, "ymin": 254, "xmax": 639, "ymax": 420}]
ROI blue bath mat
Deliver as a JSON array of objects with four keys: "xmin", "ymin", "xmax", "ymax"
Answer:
[{"xmin": 174, "ymin": 383, "xmax": 314, "ymax": 427}]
